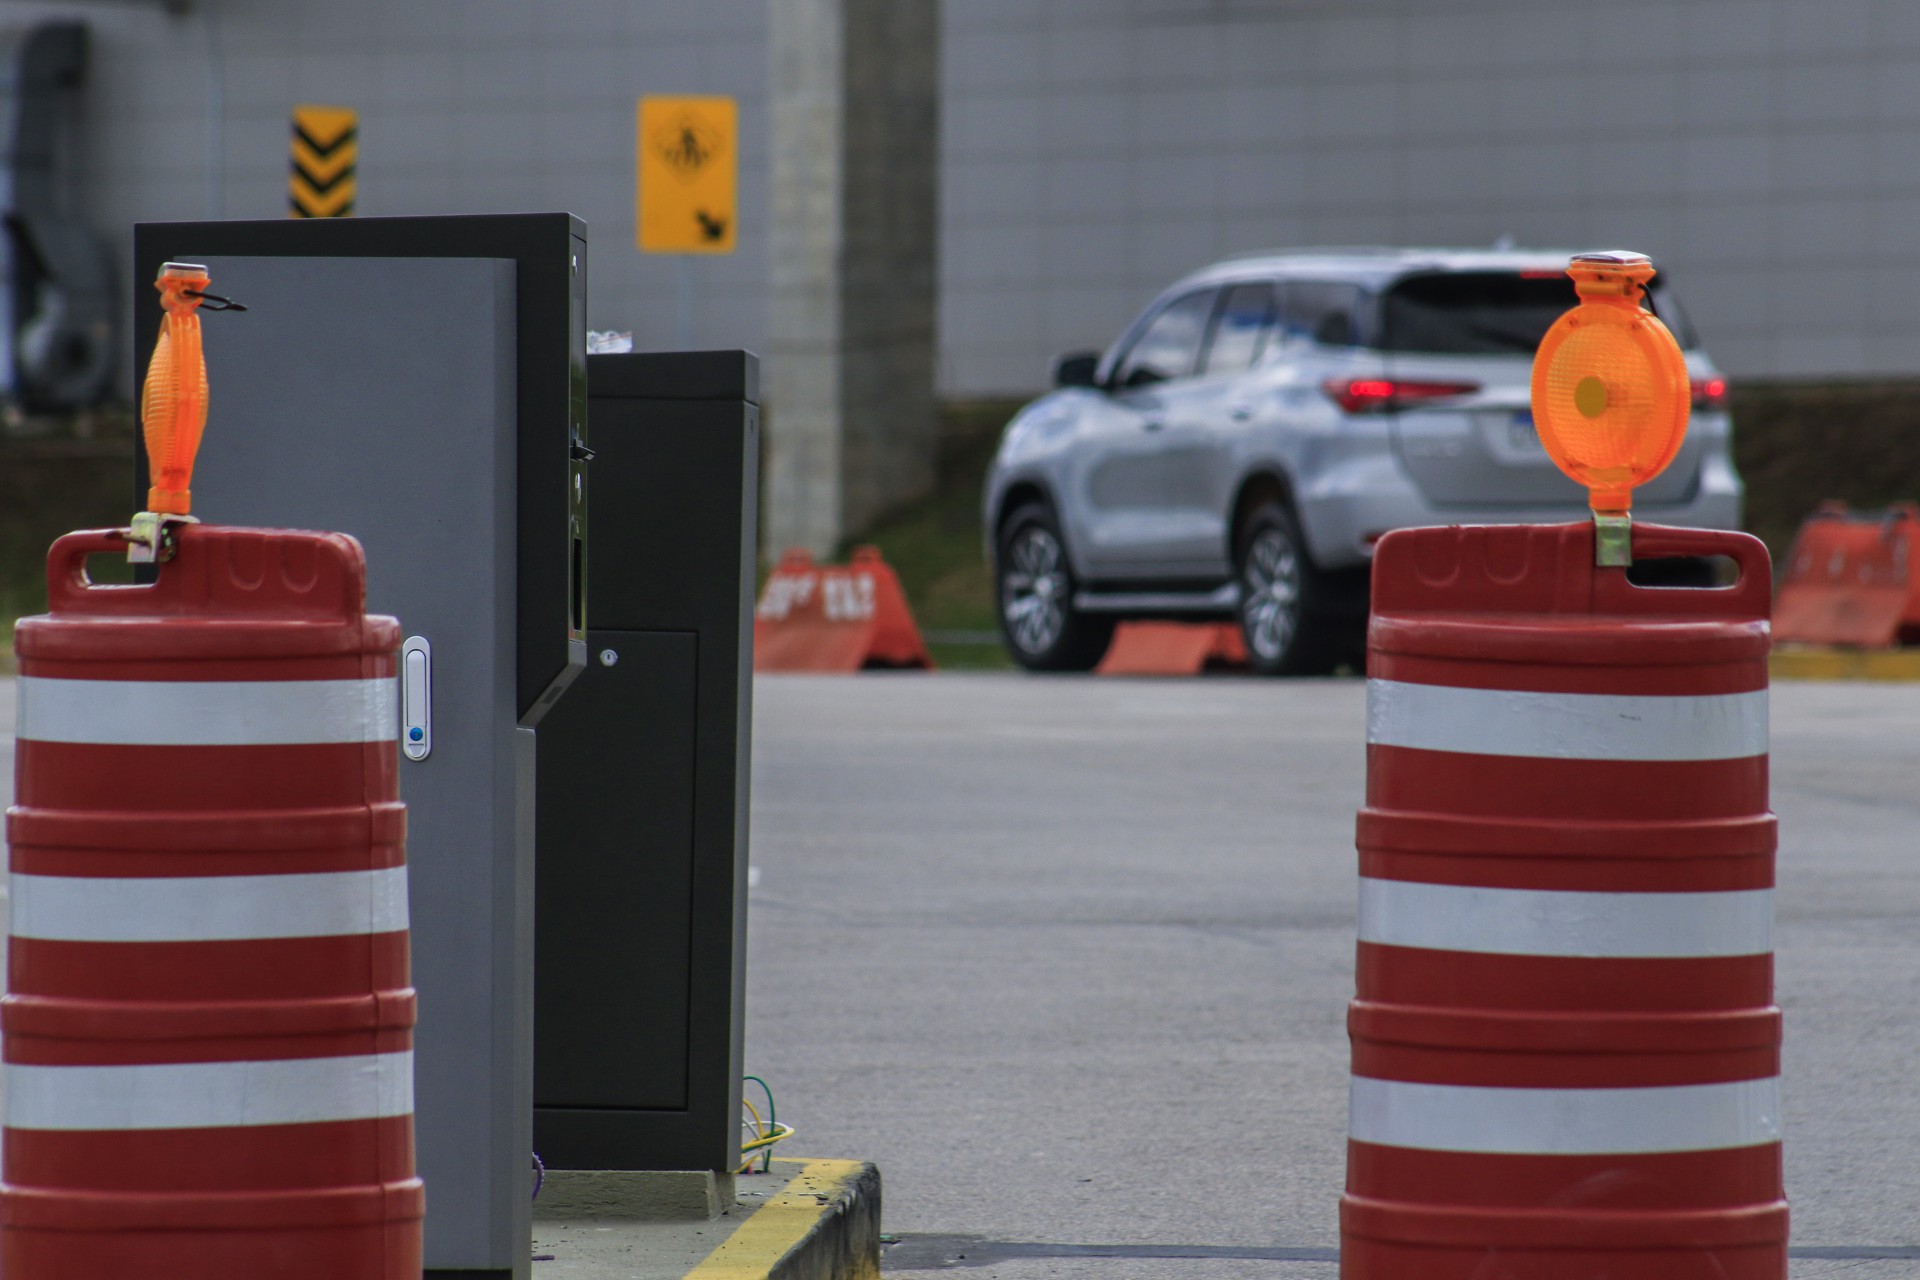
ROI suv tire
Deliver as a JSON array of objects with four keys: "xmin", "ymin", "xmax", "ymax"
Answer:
[
  {"xmin": 1235, "ymin": 500, "xmax": 1338, "ymax": 676},
  {"xmin": 996, "ymin": 502, "xmax": 1115, "ymax": 672}
]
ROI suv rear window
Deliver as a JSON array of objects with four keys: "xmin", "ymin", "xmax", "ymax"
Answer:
[{"xmin": 1379, "ymin": 271, "xmax": 1699, "ymax": 355}]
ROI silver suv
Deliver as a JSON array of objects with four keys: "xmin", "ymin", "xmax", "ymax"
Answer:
[{"xmin": 983, "ymin": 248, "xmax": 1742, "ymax": 674}]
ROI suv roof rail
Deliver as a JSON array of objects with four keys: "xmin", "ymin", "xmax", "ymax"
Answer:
[
  {"xmin": 1219, "ymin": 245, "xmax": 1401, "ymax": 261},
  {"xmin": 1218, "ymin": 245, "xmax": 1598, "ymax": 264}
]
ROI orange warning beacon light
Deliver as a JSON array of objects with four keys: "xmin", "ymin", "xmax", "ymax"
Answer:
[
  {"xmin": 141, "ymin": 262, "xmax": 215, "ymax": 517},
  {"xmin": 1530, "ymin": 250, "xmax": 1691, "ymax": 564}
]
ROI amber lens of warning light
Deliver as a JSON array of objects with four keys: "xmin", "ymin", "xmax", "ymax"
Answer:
[
  {"xmin": 141, "ymin": 263, "xmax": 211, "ymax": 516},
  {"xmin": 1529, "ymin": 253, "xmax": 1690, "ymax": 515}
]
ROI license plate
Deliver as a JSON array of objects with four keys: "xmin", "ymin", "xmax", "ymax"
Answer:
[{"xmin": 1508, "ymin": 410, "xmax": 1541, "ymax": 451}]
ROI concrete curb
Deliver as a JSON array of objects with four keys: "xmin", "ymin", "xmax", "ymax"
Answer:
[
  {"xmin": 684, "ymin": 1158, "xmax": 881, "ymax": 1280},
  {"xmin": 536, "ymin": 1169, "xmax": 737, "ymax": 1220},
  {"xmin": 1771, "ymin": 647, "xmax": 1920, "ymax": 681}
]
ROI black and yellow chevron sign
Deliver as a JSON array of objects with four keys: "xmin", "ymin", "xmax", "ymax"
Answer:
[{"xmin": 290, "ymin": 105, "xmax": 357, "ymax": 218}]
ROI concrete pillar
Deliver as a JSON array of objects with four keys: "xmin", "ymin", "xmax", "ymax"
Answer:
[{"xmin": 766, "ymin": 0, "xmax": 938, "ymax": 557}]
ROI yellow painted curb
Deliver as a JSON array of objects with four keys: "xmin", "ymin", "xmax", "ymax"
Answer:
[
  {"xmin": 684, "ymin": 1157, "xmax": 880, "ymax": 1280},
  {"xmin": 1770, "ymin": 647, "xmax": 1920, "ymax": 681}
]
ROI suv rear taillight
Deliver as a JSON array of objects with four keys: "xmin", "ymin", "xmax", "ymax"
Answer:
[
  {"xmin": 1690, "ymin": 376, "xmax": 1728, "ymax": 411},
  {"xmin": 1322, "ymin": 377, "xmax": 1481, "ymax": 414}
]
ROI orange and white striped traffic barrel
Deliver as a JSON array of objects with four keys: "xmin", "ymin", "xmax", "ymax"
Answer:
[
  {"xmin": 1344, "ymin": 520, "xmax": 1784, "ymax": 1280},
  {"xmin": 4, "ymin": 524, "xmax": 420, "ymax": 1278}
]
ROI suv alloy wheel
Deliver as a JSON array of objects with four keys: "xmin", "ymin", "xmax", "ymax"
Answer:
[
  {"xmin": 996, "ymin": 502, "xmax": 1115, "ymax": 672},
  {"xmin": 1236, "ymin": 500, "xmax": 1335, "ymax": 676}
]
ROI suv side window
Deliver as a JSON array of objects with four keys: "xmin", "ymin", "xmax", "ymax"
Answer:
[
  {"xmin": 1279, "ymin": 280, "xmax": 1367, "ymax": 348},
  {"xmin": 1111, "ymin": 289, "xmax": 1217, "ymax": 388},
  {"xmin": 1199, "ymin": 282, "xmax": 1277, "ymax": 375},
  {"xmin": 1647, "ymin": 283, "xmax": 1700, "ymax": 350}
]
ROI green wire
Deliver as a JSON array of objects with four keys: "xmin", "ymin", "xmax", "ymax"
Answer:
[{"xmin": 743, "ymin": 1075, "xmax": 776, "ymax": 1172}]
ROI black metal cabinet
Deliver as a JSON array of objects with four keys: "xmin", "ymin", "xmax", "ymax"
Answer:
[{"xmin": 533, "ymin": 351, "xmax": 758, "ymax": 1172}]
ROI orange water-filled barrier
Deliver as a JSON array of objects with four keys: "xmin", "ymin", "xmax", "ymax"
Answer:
[
  {"xmin": 1095, "ymin": 622, "xmax": 1246, "ymax": 675},
  {"xmin": 753, "ymin": 546, "xmax": 934, "ymax": 672},
  {"xmin": 1773, "ymin": 501, "xmax": 1920, "ymax": 648}
]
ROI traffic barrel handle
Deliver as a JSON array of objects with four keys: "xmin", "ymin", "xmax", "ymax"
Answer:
[
  {"xmin": 1606, "ymin": 523, "xmax": 1773, "ymax": 617},
  {"xmin": 43, "ymin": 525, "xmax": 372, "ymax": 632},
  {"xmin": 46, "ymin": 528, "xmax": 140, "ymax": 608}
]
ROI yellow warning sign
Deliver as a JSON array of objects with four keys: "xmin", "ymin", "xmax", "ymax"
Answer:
[
  {"xmin": 638, "ymin": 96, "xmax": 737, "ymax": 254},
  {"xmin": 290, "ymin": 105, "xmax": 357, "ymax": 218}
]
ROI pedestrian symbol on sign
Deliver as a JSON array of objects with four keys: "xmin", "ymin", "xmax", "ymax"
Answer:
[
  {"xmin": 652, "ymin": 113, "xmax": 722, "ymax": 180},
  {"xmin": 638, "ymin": 97, "xmax": 738, "ymax": 254}
]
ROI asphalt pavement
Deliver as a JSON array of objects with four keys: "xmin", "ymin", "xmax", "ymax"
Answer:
[
  {"xmin": 0, "ymin": 673, "xmax": 1916, "ymax": 1278},
  {"xmin": 743, "ymin": 673, "xmax": 1920, "ymax": 1279}
]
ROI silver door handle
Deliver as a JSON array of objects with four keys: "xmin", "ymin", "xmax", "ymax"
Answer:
[
  {"xmin": 1229, "ymin": 404, "xmax": 1254, "ymax": 422},
  {"xmin": 401, "ymin": 635, "xmax": 432, "ymax": 761},
  {"xmin": 1143, "ymin": 419, "xmax": 1164, "ymax": 431}
]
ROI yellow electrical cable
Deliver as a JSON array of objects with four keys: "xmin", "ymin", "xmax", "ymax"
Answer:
[
  {"xmin": 737, "ymin": 1097, "xmax": 766, "ymax": 1173},
  {"xmin": 736, "ymin": 1095, "xmax": 795, "ymax": 1172},
  {"xmin": 738, "ymin": 1124, "xmax": 793, "ymax": 1155}
]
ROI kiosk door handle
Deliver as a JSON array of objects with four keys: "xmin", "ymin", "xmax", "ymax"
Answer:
[{"xmin": 402, "ymin": 636, "xmax": 432, "ymax": 761}]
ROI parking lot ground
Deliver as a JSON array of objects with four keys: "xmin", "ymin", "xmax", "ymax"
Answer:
[
  {"xmin": 1, "ymin": 673, "xmax": 1917, "ymax": 1277},
  {"xmin": 743, "ymin": 673, "xmax": 1920, "ymax": 1277}
]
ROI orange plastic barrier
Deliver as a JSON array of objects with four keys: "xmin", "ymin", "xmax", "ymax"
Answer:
[
  {"xmin": 1773, "ymin": 501, "xmax": 1920, "ymax": 647},
  {"xmin": 1096, "ymin": 622, "xmax": 1246, "ymax": 676},
  {"xmin": 1351, "ymin": 520, "xmax": 1783, "ymax": 1279},
  {"xmin": 753, "ymin": 546, "xmax": 934, "ymax": 672},
  {"xmin": 7, "ymin": 527, "xmax": 420, "ymax": 1279}
]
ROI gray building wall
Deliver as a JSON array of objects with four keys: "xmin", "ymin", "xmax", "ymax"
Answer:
[
  {"xmin": 16, "ymin": 0, "xmax": 1920, "ymax": 404},
  {"xmin": 5, "ymin": 0, "xmax": 769, "ymax": 386},
  {"xmin": 942, "ymin": 0, "xmax": 1920, "ymax": 394}
]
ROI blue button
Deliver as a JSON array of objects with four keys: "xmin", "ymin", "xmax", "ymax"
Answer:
[{"xmin": 409, "ymin": 727, "xmax": 425, "ymax": 742}]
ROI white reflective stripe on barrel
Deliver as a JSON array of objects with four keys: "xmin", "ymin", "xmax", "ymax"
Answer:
[
  {"xmin": 15, "ymin": 677, "xmax": 398, "ymax": 746},
  {"xmin": 1358, "ymin": 878, "xmax": 1773, "ymax": 958},
  {"xmin": 1349, "ymin": 1075, "xmax": 1782, "ymax": 1155},
  {"xmin": 5, "ymin": 1051, "xmax": 415, "ymax": 1131},
  {"xmin": 11, "ymin": 867, "xmax": 409, "ymax": 942},
  {"xmin": 1366, "ymin": 680, "xmax": 1768, "ymax": 761}
]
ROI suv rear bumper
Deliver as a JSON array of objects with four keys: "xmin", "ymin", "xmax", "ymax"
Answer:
[{"xmin": 1297, "ymin": 450, "xmax": 1745, "ymax": 570}]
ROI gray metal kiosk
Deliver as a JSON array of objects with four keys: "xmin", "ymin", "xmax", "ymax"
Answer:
[
  {"xmin": 132, "ymin": 214, "xmax": 588, "ymax": 1280},
  {"xmin": 533, "ymin": 352, "xmax": 757, "ymax": 1176}
]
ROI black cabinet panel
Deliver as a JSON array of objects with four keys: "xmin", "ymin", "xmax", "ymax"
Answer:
[
  {"xmin": 534, "ymin": 629, "xmax": 696, "ymax": 1110},
  {"xmin": 533, "ymin": 351, "xmax": 756, "ymax": 1173}
]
